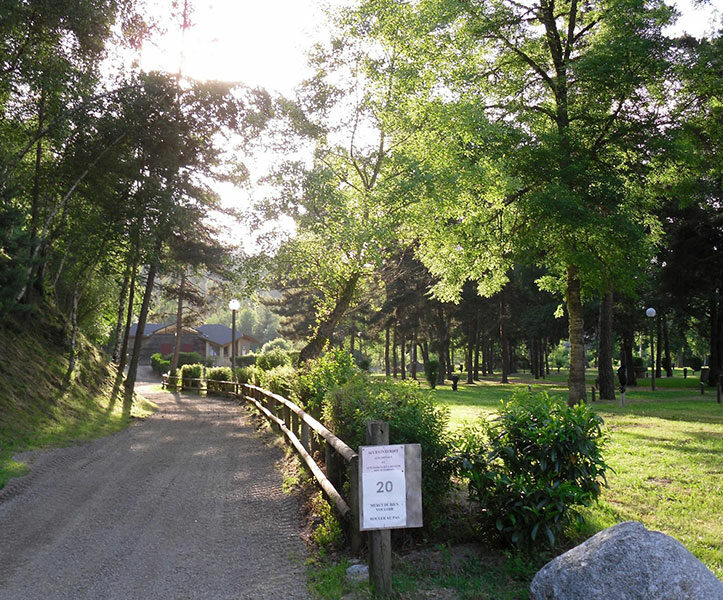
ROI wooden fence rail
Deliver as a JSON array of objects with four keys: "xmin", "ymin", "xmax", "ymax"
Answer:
[{"xmin": 160, "ymin": 373, "xmax": 361, "ymax": 552}]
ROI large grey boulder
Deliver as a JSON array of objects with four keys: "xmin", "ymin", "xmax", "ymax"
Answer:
[{"xmin": 530, "ymin": 521, "xmax": 723, "ymax": 600}]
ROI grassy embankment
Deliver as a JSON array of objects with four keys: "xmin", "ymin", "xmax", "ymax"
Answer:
[
  {"xmin": 0, "ymin": 309, "xmax": 155, "ymax": 489},
  {"xmin": 427, "ymin": 368, "xmax": 722, "ymax": 582}
]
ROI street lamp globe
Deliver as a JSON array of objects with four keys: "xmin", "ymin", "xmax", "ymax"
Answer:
[
  {"xmin": 645, "ymin": 307, "xmax": 656, "ymax": 318},
  {"xmin": 228, "ymin": 298, "xmax": 240, "ymax": 311}
]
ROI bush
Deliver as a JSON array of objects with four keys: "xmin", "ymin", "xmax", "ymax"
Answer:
[
  {"xmin": 177, "ymin": 351, "xmax": 204, "ymax": 368},
  {"xmin": 235, "ymin": 353, "xmax": 257, "ymax": 368},
  {"xmin": 259, "ymin": 365, "xmax": 298, "ymax": 401},
  {"xmin": 261, "ymin": 338, "xmax": 293, "ymax": 353},
  {"xmin": 424, "ymin": 359, "xmax": 441, "ymax": 389},
  {"xmin": 453, "ymin": 390, "xmax": 609, "ymax": 548},
  {"xmin": 235, "ymin": 365, "xmax": 260, "ymax": 385},
  {"xmin": 150, "ymin": 353, "xmax": 170, "ymax": 375},
  {"xmin": 323, "ymin": 375, "xmax": 453, "ymax": 528},
  {"xmin": 256, "ymin": 348, "xmax": 291, "ymax": 371},
  {"xmin": 206, "ymin": 366, "xmax": 232, "ymax": 393},
  {"xmin": 179, "ymin": 363, "xmax": 204, "ymax": 388},
  {"xmin": 297, "ymin": 348, "xmax": 359, "ymax": 415}
]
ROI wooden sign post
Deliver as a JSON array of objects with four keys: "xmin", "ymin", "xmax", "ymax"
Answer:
[{"xmin": 360, "ymin": 421, "xmax": 422, "ymax": 597}]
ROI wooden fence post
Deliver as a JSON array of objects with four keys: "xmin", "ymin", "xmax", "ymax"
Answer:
[
  {"xmin": 325, "ymin": 442, "xmax": 340, "ymax": 493},
  {"xmin": 284, "ymin": 405, "xmax": 292, "ymax": 438},
  {"xmin": 366, "ymin": 420, "xmax": 392, "ymax": 597},
  {"xmin": 348, "ymin": 454, "xmax": 361, "ymax": 555},
  {"xmin": 301, "ymin": 421, "xmax": 310, "ymax": 453},
  {"xmin": 291, "ymin": 411, "xmax": 299, "ymax": 438}
]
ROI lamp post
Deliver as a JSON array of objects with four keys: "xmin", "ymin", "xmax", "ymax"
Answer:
[
  {"xmin": 229, "ymin": 298, "xmax": 240, "ymax": 375},
  {"xmin": 646, "ymin": 307, "xmax": 656, "ymax": 391}
]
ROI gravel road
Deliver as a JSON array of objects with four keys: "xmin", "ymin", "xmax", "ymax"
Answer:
[{"xmin": 0, "ymin": 367, "xmax": 309, "ymax": 599}]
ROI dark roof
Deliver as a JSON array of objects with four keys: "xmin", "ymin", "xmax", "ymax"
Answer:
[
  {"xmin": 197, "ymin": 324, "xmax": 258, "ymax": 346},
  {"xmin": 128, "ymin": 322, "xmax": 173, "ymax": 337},
  {"xmin": 129, "ymin": 322, "xmax": 258, "ymax": 346}
]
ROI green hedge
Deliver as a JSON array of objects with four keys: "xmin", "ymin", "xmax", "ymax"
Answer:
[
  {"xmin": 297, "ymin": 348, "xmax": 359, "ymax": 416},
  {"xmin": 324, "ymin": 375, "xmax": 453, "ymax": 529},
  {"xmin": 256, "ymin": 348, "xmax": 291, "ymax": 371},
  {"xmin": 453, "ymin": 391, "xmax": 609, "ymax": 548},
  {"xmin": 259, "ymin": 365, "xmax": 298, "ymax": 401},
  {"xmin": 179, "ymin": 363, "xmax": 204, "ymax": 388},
  {"xmin": 235, "ymin": 354, "xmax": 257, "ymax": 368},
  {"xmin": 235, "ymin": 365, "xmax": 260, "ymax": 385},
  {"xmin": 150, "ymin": 352, "xmax": 170, "ymax": 375},
  {"xmin": 206, "ymin": 366, "xmax": 232, "ymax": 393}
]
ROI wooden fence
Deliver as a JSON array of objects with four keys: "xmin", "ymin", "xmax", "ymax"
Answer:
[{"xmin": 161, "ymin": 373, "xmax": 361, "ymax": 551}]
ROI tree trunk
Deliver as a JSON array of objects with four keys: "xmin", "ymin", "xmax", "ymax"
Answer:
[
  {"xmin": 622, "ymin": 330, "xmax": 637, "ymax": 387},
  {"xmin": 466, "ymin": 319, "xmax": 475, "ymax": 384},
  {"xmin": 299, "ymin": 272, "xmax": 361, "ymax": 363},
  {"xmin": 499, "ymin": 292, "xmax": 509, "ymax": 384},
  {"xmin": 125, "ymin": 260, "xmax": 158, "ymax": 398},
  {"xmin": 400, "ymin": 332, "xmax": 407, "ymax": 380},
  {"xmin": 170, "ymin": 269, "xmax": 186, "ymax": 374},
  {"xmin": 655, "ymin": 315, "xmax": 663, "ymax": 378},
  {"xmin": 117, "ymin": 261, "xmax": 137, "ymax": 375},
  {"xmin": 411, "ymin": 330, "xmax": 418, "ymax": 380},
  {"xmin": 544, "ymin": 337, "xmax": 550, "ymax": 376},
  {"xmin": 350, "ymin": 327, "xmax": 355, "ymax": 353},
  {"xmin": 473, "ymin": 330, "xmax": 481, "ymax": 381},
  {"xmin": 384, "ymin": 325, "xmax": 391, "ymax": 376},
  {"xmin": 64, "ymin": 291, "xmax": 80, "ymax": 383},
  {"xmin": 566, "ymin": 264, "xmax": 587, "ymax": 405},
  {"xmin": 663, "ymin": 313, "xmax": 673, "ymax": 377},
  {"xmin": 709, "ymin": 293, "xmax": 721, "ymax": 387},
  {"xmin": 597, "ymin": 289, "xmax": 616, "ymax": 400},
  {"xmin": 392, "ymin": 328, "xmax": 398, "ymax": 378},
  {"xmin": 111, "ymin": 262, "xmax": 131, "ymax": 363},
  {"xmin": 421, "ymin": 340, "xmax": 429, "ymax": 364}
]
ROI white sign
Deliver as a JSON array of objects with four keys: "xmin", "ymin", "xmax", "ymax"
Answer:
[{"xmin": 360, "ymin": 444, "xmax": 407, "ymax": 530}]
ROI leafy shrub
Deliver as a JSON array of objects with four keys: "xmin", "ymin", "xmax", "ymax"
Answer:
[
  {"xmin": 256, "ymin": 348, "xmax": 291, "ymax": 371},
  {"xmin": 453, "ymin": 390, "xmax": 609, "ymax": 548},
  {"xmin": 324, "ymin": 375, "xmax": 453, "ymax": 528},
  {"xmin": 177, "ymin": 351, "xmax": 204, "ymax": 368},
  {"xmin": 206, "ymin": 366, "xmax": 232, "ymax": 393},
  {"xmin": 235, "ymin": 365, "xmax": 260, "ymax": 385},
  {"xmin": 259, "ymin": 365, "xmax": 298, "ymax": 401},
  {"xmin": 179, "ymin": 363, "xmax": 204, "ymax": 388},
  {"xmin": 150, "ymin": 353, "xmax": 170, "ymax": 375},
  {"xmin": 424, "ymin": 359, "xmax": 441, "ymax": 389},
  {"xmin": 261, "ymin": 338, "xmax": 293, "ymax": 353},
  {"xmin": 235, "ymin": 354, "xmax": 257, "ymax": 368},
  {"xmin": 297, "ymin": 348, "xmax": 359, "ymax": 415}
]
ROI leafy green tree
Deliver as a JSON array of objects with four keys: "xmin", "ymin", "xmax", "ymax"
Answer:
[{"xmin": 343, "ymin": 0, "xmax": 673, "ymax": 404}]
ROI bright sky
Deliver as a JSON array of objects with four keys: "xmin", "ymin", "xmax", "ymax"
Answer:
[
  {"xmin": 139, "ymin": 0, "xmax": 325, "ymax": 96},
  {"xmin": 135, "ymin": 0, "xmax": 721, "ymax": 252}
]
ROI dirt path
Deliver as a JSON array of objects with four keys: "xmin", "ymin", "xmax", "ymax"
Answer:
[{"xmin": 0, "ymin": 367, "xmax": 309, "ymax": 599}]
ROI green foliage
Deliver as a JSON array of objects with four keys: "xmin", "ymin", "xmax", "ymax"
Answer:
[
  {"xmin": 0, "ymin": 207, "xmax": 32, "ymax": 316},
  {"xmin": 310, "ymin": 491, "xmax": 344, "ymax": 551},
  {"xmin": 256, "ymin": 348, "xmax": 292, "ymax": 371},
  {"xmin": 179, "ymin": 363, "xmax": 204, "ymax": 387},
  {"xmin": 206, "ymin": 366, "xmax": 232, "ymax": 393},
  {"xmin": 324, "ymin": 375, "xmax": 453, "ymax": 528},
  {"xmin": 424, "ymin": 359, "xmax": 441, "ymax": 389},
  {"xmin": 258, "ymin": 364, "xmax": 298, "ymax": 401},
  {"xmin": 261, "ymin": 338, "xmax": 293, "ymax": 353},
  {"xmin": 296, "ymin": 348, "xmax": 359, "ymax": 415},
  {"xmin": 453, "ymin": 391, "xmax": 609, "ymax": 548},
  {"xmin": 176, "ymin": 352, "xmax": 204, "ymax": 368},
  {"xmin": 150, "ymin": 352, "xmax": 170, "ymax": 375},
  {"xmin": 234, "ymin": 365, "xmax": 260, "ymax": 385},
  {"xmin": 235, "ymin": 353, "xmax": 257, "ymax": 367}
]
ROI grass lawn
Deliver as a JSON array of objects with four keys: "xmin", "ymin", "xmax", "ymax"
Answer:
[{"xmin": 424, "ymin": 369, "xmax": 723, "ymax": 580}]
